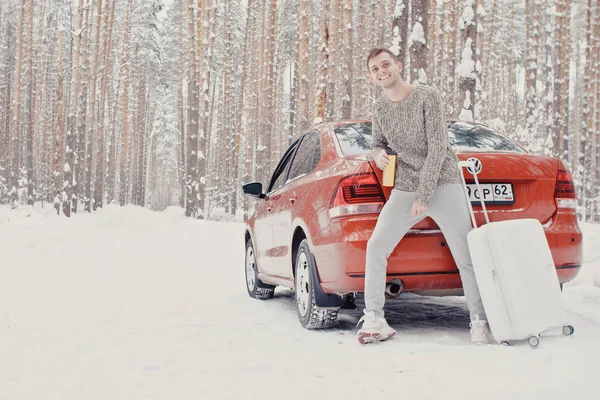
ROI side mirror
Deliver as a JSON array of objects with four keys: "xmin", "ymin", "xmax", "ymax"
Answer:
[{"xmin": 242, "ymin": 182, "xmax": 266, "ymax": 199}]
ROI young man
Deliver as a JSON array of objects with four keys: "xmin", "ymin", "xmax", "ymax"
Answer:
[{"xmin": 357, "ymin": 48, "xmax": 489, "ymax": 345}]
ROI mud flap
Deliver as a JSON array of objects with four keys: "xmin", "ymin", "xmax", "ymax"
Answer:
[
  {"xmin": 255, "ymin": 277, "xmax": 275, "ymax": 289},
  {"xmin": 309, "ymin": 252, "xmax": 345, "ymax": 308}
]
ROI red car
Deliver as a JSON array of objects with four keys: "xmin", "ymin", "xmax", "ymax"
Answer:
[{"xmin": 242, "ymin": 120, "xmax": 582, "ymax": 329}]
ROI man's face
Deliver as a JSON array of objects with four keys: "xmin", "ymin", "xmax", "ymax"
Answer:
[{"xmin": 367, "ymin": 52, "xmax": 403, "ymax": 88}]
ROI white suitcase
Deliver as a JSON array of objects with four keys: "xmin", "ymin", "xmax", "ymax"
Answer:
[{"xmin": 458, "ymin": 159, "xmax": 574, "ymax": 347}]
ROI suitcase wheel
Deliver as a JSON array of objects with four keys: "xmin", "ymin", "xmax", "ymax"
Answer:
[
  {"xmin": 500, "ymin": 341, "xmax": 510, "ymax": 346},
  {"xmin": 528, "ymin": 336, "xmax": 540, "ymax": 348},
  {"xmin": 562, "ymin": 325, "xmax": 575, "ymax": 336}
]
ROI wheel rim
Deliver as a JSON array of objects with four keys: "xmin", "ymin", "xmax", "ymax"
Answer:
[
  {"xmin": 296, "ymin": 251, "xmax": 310, "ymax": 317},
  {"xmin": 246, "ymin": 246, "xmax": 256, "ymax": 292}
]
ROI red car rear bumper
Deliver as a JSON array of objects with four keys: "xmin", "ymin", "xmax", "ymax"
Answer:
[{"xmin": 312, "ymin": 209, "xmax": 582, "ymax": 294}]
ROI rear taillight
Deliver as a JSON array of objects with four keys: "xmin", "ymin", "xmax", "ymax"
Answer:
[
  {"xmin": 329, "ymin": 173, "xmax": 384, "ymax": 218},
  {"xmin": 554, "ymin": 167, "xmax": 577, "ymax": 209}
]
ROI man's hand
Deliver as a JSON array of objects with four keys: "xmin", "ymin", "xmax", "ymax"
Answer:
[
  {"xmin": 411, "ymin": 202, "xmax": 428, "ymax": 217},
  {"xmin": 374, "ymin": 149, "xmax": 390, "ymax": 170}
]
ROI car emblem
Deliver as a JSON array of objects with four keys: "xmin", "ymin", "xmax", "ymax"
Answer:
[{"xmin": 466, "ymin": 157, "xmax": 483, "ymax": 175}]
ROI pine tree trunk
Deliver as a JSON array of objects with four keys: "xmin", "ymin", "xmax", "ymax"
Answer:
[
  {"xmin": 297, "ymin": 0, "xmax": 310, "ymax": 130},
  {"xmin": 553, "ymin": 0, "xmax": 570, "ymax": 159},
  {"xmin": 54, "ymin": 30, "xmax": 64, "ymax": 214},
  {"xmin": 33, "ymin": 0, "xmax": 47, "ymax": 202},
  {"xmin": 230, "ymin": 0, "xmax": 248, "ymax": 215},
  {"xmin": 199, "ymin": 1, "xmax": 216, "ymax": 218},
  {"xmin": 559, "ymin": 0, "xmax": 571, "ymax": 164},
  {"xmin": 119, "ymin": 0, "xmax": 132, "ymax": 206},
  {"xmin": 593, "ymin": 3, "xmax": 600, "ymax": 221},
  {"xmin": 474, "ymin": 0, "xmax": 484, "ymax": 117},
  {"xmin": 254, "ymin": 0, "xmax": 268, "ymax": 184},
  {"xmin": 25, "ymin": 0, "xmax": 34, "ymax": 204},
  {"xmin": 94, "ymin": 0, "xmax": 115, "ymax": 210},
  {"xmin": 185, "ymin": 0, "xmax": 199, "ymax": 217},
  {"xmin": 196, "ymin": 0, "xmax": 204, "ymax": 86},
  {"xmin": 263, "ymin": 0, "xmax": 277, "ymax": 175},
  {"xmin": 579, "ymin": 0, "xmax": 593, "ymax": 220},
  {"xmin": 508, "ymin": 5, "xmax": 518, "ymax": 129},
  {"xmin": 136, "ymin": 74, "xmax": 147, "ymax": 206},
  {"xmin": 427, "ymin": 0, "xmax": 438, "ymax": 84},
  {"xmin": 64, "ymin": 0, "xmax": 83, "ymax": 216},
  {"xmin": 1, "ymin": 77, "xmax": 10, "ymax": 193},
  {"xmin": 1, "ymin": 23, "xmax": 13, "ymax": 195},
  {"xmin": 391, "ymin": 0, "xmax": 409, "ymax": 69},
  {"xmin": 457, "ymin": 0, "xmax": 477, "ymax": 121},
  {"xmin": 543, "ymin": 0, "xmax": 554, "ymax": 156},
  {"xmin": 351, "ymin": 1, "xmax": 364, "ymax": 115},
  {"xmin": 340, "ymin": 0, "xmax": 353, "ymax": 118},
  {"xmin": 87, "ymin": 0, "xmax": 103, "ymax": 211},
  {"xmin": 238, "ymin": 0, "xmax": 257, "ymax": 222},
  {"xmin": 12, "ymin": 0, "xmax": 25, "ymax": 198},
  {"xmin": 315, "ymin": 0, "xmax": 329, "ymax": 123},
  {"xmin": 481, "ymin": 0, "xmax": 497, "ymax": 120},
  {"xmin": 525, "ymin": 0, "xmax": 540, "ymax": 137},
  {"xmin": 446, "ymin": 0, "xmax": 460, "ymax": 111},
  {"xmin": 327, "ymin": 1, "xmax": 340, "ymax": 120},
  {"xmin": 410, "ymin": 0, "xmax": 429, "ymax": 84},
  {"xmin": 196, "ymin": 0, "xmax": 205, "ymax": 211},
  {"xmin": 178, "ymin": 0, "xmax": 186, "ymax": 209},
  {"xmin": 78, "ymin": 5, "xmax": 90, "ymax": 210}
]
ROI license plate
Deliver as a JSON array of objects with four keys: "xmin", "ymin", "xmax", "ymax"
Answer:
[{"xmin": 465, "ymin": 183, "xmax": 515, "ymax": 204}]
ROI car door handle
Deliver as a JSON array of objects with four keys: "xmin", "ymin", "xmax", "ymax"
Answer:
[{"xmin": 289, "ymin": 196, "xmax": 297, "ymax": 205}]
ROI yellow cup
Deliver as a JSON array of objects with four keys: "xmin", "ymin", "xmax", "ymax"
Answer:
[{"xmin": 382, "ymin": 153, "xmax": 397, "ymax": 187}]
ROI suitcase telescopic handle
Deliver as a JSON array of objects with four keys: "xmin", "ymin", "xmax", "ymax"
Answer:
[{"xmin": 458, "ymin": 160, "xmax": 490, "ymax": 228}]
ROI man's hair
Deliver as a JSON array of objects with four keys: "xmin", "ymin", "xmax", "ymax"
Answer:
[{"xmin": 366, "ymin": 48, "xmax": 398, "ymax": 70}]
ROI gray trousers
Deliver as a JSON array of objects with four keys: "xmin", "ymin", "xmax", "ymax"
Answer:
[{"xmin": 364, "ymin": 183, "xmax": 487, "ymax": 321}]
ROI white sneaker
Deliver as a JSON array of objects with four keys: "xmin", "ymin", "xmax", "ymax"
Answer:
[
  {"xmin": 470, "ymin": 316, "xmax": 490, "ymax": 345},
  {"xmin": 357, "ymin": 310, "xmax": 397, "ymax": 344}
]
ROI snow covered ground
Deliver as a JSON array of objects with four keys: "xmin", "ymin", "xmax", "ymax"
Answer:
[{"xmin": 1, "ymin": 204, "xmax": 599, "ymax": 400}]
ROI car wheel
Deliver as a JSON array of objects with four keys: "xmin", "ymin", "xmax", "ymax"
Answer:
[
  {"xmin": 295, "ymin": 239, "xmax": 338, "ymax": 329},
  {"xmin": 245, "ymin": 238, "xmax": 275, "ymax": 300}
]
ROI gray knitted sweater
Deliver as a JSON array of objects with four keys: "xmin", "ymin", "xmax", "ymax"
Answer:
[{"xmin": 371, "ymin": 84, "xmax": 460, "ymax": 206}]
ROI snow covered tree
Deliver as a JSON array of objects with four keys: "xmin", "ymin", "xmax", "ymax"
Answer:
[
  {"xmin": 314, "ymin": 0, "xmax": 328, "ymax": 123},
  {"xmin": 297, "ymin": 0, "xmax": 310, "ymax": 130},
  {"xmin": 525, "ymin": 0, "xmax": 540, "ymax": 137},
  {"xmin": 94, "ymin": 0, "xmax": 116, "ymax": 210},
  {"xmin": 185, "ymin": 0, "xmax": 199, "ymax": 217},
  {"xmin": 409, "ymin": 0, "xmax": 428, "ymax": 84},
  {"xmin": 457, "ymin": 0, "xmax": 477, "ymax": 121},
  {"xmin": 552, "ymin": 0, "xmax": 571, "ymax": 160},
  {"xmin": 63, "ymin": 0, "xmax": 83, "ymax": 217},
  {"xmin": 340, "ymin": 0, "xmax": 353, "ymax": 118},
  {"xmin": 13, "ymin": 0, "xmax": 25, "ymax": 201}
]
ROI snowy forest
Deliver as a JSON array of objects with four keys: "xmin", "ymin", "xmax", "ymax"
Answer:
[{"xmin": 0, "ymin": 0, "xmax": 598, "ymax": 222}]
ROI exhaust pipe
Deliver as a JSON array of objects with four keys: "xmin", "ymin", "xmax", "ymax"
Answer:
[{"xmin": 385, "ymin": 279, "xmax": 404, "ymax": 299}]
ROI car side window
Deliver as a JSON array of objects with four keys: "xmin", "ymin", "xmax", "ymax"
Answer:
[
  {"xmin": 287, "ymin": 133, "xmax": 320, "ymax": 183},
  {"xmin": 268, "ymin": 140, "xmax": 300, "ymax": 193}
]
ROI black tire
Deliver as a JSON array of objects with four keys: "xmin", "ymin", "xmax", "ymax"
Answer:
[
  {"xmin": 562, "ymin": 325, "xmax": 574, "ymax": 336},
  {"xmin": 245, "ymin": 238, "xmax": 275, "ymax": 300},
  {"xmin": 528, "ymin": 336, "xmax": 540, "ymax": 348},
  {"xmin": 295, "ymin": 239, "xmax": 338, "ymax": 329}
]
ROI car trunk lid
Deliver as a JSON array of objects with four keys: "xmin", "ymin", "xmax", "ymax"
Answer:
[{"xmin": 367, "ymin": 153, "xmax": 559, "ymax": 231}]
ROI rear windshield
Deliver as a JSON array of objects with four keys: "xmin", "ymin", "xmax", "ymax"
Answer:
[
  {"xmin": 448, "ymin": 122, "xmax": 525, "ymax": 153},
  {"xmin": 333, "ymin": 122, "xmax": 526, "ymax": 155}
]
